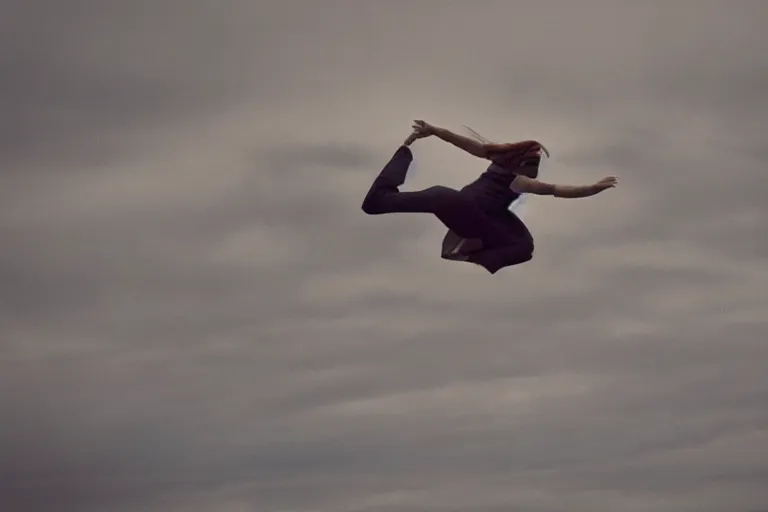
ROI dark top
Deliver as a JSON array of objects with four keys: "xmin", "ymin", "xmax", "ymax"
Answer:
[{"xmin": 460, "ymin": 163, "xmax": 522, "ymax": 212}]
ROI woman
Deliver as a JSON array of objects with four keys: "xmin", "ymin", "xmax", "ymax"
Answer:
[{"xmin": 361, "ymin": 120, "xmax": 618, "ymax": 274}]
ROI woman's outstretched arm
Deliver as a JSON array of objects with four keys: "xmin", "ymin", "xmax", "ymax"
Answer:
[
  {"xmin": 432, "ymin": 126, "xmax": 490, "ymax": 158},
  {"xmin": 510, "ymin": 175, "xmax": 619, "ymax": 198},
  {"xmin": 412, "ymin": 120, "xmax": 489, "ymax": 158}
]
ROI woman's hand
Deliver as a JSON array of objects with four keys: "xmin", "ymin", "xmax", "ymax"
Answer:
[
  {"xmin": 404, "ymin": 120, "xmax": 437, "ymax": 146},
  {"xmin": 593, "ymin": 176, "xmax": 619, "ymax": 191},
  {"xmin": 412, "ymin": 120, "xmax": 436, "ymax": 138}
]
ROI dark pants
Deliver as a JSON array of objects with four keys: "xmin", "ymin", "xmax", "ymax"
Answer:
[{"xmin": 361, "ymin": 146, "xmax": 534, "ymax": 274}]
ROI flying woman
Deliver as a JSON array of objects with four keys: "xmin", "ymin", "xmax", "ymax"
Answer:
[{"xmin": 361, "ymin": 120, "xmax": 619, "ymax": 274}]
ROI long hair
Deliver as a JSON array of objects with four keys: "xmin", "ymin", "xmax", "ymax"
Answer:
[
  {"xmin": 461, "ymin": 125, "xmax": 549, "ymax": 176},
  {"xmin": 462, "ymin": 125, "xmax": 493, "ymax": 145}
]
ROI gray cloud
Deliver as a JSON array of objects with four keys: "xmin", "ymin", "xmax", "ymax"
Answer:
[{"xmin": 2, "ymin": 1, "xmax": 768, "ymax": 511}]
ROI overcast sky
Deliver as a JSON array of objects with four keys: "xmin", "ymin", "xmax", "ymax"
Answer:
[{"xmin": 2, "ymin": 1, "xmax": 768, "ymax": 511}]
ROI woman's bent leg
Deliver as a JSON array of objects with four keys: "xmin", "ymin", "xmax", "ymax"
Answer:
[
  {"xmin": 467, "ymin": 239, "xmax": 534, "ymax": 274},
  {"xmin": 362, "ymin": 146, "xmax": 461, "ymax": 215},
  {"xmin": 461, "ymin": 213, "xmax": 535, "ymax": 274}
]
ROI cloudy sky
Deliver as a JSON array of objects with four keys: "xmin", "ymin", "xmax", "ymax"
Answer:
[{"xmin": 2, "ymin": 1, "xmax": 768, "ymax": 511}]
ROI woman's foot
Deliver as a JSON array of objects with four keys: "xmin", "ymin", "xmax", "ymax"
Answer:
[{"xmin": 445, "ymin": 237, "xmax": 484, "ymax": 261}]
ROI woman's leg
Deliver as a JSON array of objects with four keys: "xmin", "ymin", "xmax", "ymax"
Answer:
[
  {"xmin": 467, "ymin": 238, "xmax": 534, "ymax": 274},
  {"xmin": 457, "ymin": 213, "xmax": 535, "ymax": 274},
  {"xmin": 441, "ymin": 230, "xmax": 483, "ymax": 261},
  {"xmin": 361, "ymin": 145, "xmax": 462, "ymax": 215}
]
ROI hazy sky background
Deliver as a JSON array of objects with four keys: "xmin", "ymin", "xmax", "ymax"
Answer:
[{"xmin": 2, "ymin": 1, "xmax": 768, "ymax": 511}]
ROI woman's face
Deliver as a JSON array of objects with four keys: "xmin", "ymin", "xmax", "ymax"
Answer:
[
  {"xmin": 517, "ymin": 165, "xmax": 539, "ymax": 178},
  {"xmin": 517, "ymin": 155, "xmax": 541, "ymax": 178}
]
